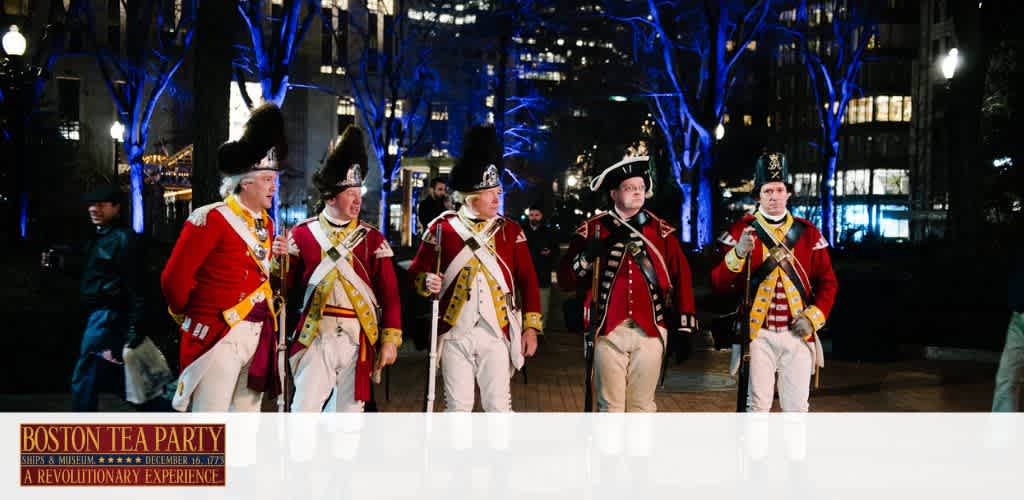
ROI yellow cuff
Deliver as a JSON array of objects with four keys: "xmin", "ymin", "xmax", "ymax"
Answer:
[
  {"xmin": 415, "ymin": 273, "xmax": 432, "ymax": 297},
  {"xmin": 724, "ymin": 247, "xmax": 746, "ymax": 273},
  {"xmin": 802, "ymin": 305, "xmax": 827, "ymax": 332},
  {"xmin": 168, "ymin": 307, "xmax": 185, "ymax": 326},
  {"xmin": 380, "ymin": 327, "xmax": 403, "ymax": 347},
  {"xmin": 524, "ymin": 312, "xmax": 544, "ymax": 333}
]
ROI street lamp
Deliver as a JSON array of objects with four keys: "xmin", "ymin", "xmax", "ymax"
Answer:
[
  {"xmin": 110, "ymin": 121, "xmax": 124, "ymax": 177},
  {"xmin": 939, "ymin": 47, "xmax": 959, "ymax": 239},
  {"xmin": 940, "ymin": 48, "xmax": 959, "ymax": 80},
  {"xmin": 566, "ymin": 174, "xmax": 579, "ymax": 188},
  {"xmin": 2, "ymin": 25, "xmax": 26, "ymax": 56},
  {"xmin": 714, "ymin": 122, "xmax": 726, "ymax": 141}
]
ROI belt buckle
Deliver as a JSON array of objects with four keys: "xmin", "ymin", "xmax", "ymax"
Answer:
[
  {"xmin": 770, "ymin": 246, "xmax": 788, "ymax": 263},
  {"xmin": 626, "ymin": 242, "xmax": 641, "ymax": 256},
  {"xmin": 326, "ymin": 247, "xmax": 342, "ymax": 261}
]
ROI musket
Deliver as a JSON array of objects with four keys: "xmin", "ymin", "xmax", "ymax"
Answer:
[
  {"xmin": 425, "ymin": 223, "xmax": 443, "ymax": 413},
  {"xmin": 584, "ymin": 225, "xmax": 600, "ymax": 412},
  {"xmin": 274, "ymin": 216, "xmax": 292, "ymax": 413},
  {"xmin": 735, "ymin": 247, "xmax": 753, "ymax": 413}
]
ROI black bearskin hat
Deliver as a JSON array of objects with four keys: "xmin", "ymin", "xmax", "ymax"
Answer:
[
  {"xmin": 312, "ymin": 125, "xmax": 368, "ymax": 199},
  {"xmin": 449, "ymin": 124, "xmax": 502, "ymax": 193},
  {"xmin": 217, "ymin": 103, "xmax": 288, "ymax": 175}
]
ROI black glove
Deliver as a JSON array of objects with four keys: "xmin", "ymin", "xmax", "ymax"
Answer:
[{"xmin": 668, "ymin": 329, "xmax": 694, "ymax": 364}]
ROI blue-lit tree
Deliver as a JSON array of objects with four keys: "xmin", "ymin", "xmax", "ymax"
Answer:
[
  {"xmin": 234, "ymin": 0, "xmax": 320, "ymax": 107},
  {"xmin": 324, "ymin": 0, "xmax": 438, "ymax": 234},
  {"xmin": 71, "ymin": 0, "xmax": 196, "ymax": 233},
  {"xmin": 611, "ymin": 0, "xmax": 771, "ymax": 248},
  {"xmin": 779, "ymin": 0, "xmax": 877, "ymax": 242}
]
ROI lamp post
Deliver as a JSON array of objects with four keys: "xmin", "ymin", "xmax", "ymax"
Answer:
[
  {"xmin": 940, "ymin": 48, "xmax": 958, "ymax": 240},
  {"xmin": 110, "ymin": 121, "xmax": 124, "ymax": 178},
  {"xmin": 2, "ymin": 25, "xmax": 30, "ymax": 240}
]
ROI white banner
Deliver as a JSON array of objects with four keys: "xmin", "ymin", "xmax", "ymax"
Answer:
[{"xmin": 5, "ymin": 413, "xmax": 1022, "ymax": 499}]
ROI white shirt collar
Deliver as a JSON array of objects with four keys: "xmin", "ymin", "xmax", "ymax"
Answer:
[
  {"xmin": 321, "ymin": 209, "xmax": 351, "ymax": 227},
  {"xmin": 757, "ymin": 207, "xmax": 789, "ymax": 224}
]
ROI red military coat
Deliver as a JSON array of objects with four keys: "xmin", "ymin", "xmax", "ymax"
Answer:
[
  {"xmin": 161, "ymin": 201, "xmax": 274, "ymax": 370},
  {"xmin": 408, "ymin": 212, "xmax": 544, "ymax": 336},
  {"xmin": 283, "ymin": 216, "xmax": 403, "ymax": 354},
  {"xmin": 710, "ymin": 212, "xmax": 838, "ymax": 336},
  {"xmin": 558, "ymin": 209, "xmax": 698, "ymax": 338}
]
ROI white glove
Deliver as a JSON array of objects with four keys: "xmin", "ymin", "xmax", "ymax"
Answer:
[{"xmin": 736, "ymin": 226, "xmax": 756, "ymax": 258}]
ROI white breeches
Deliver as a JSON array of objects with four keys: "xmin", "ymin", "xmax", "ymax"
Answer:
[
  {"xmin": 442, "ymin": 321, "xmax": 512, "ymax": 412},
  {"xmin": 178, "ymin": 320, "xmax": 263, "ymax": 412},
  {"xmin": 747, "ymin": 328, "xmax": 814, "ymax": 412},
  {"xmin": 291, "ymin": 317, "xmax": 364, "ymax": 413}
]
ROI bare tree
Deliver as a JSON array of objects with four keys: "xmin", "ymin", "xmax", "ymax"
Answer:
[
  {"xmin": 611, "ymin": 0, "xmax": 771, "ymax": 248},
  {"xmin": 70, "ymin": 0, "xmax": 196, "ymax": 232},
  {"xmin": 321, "ymin": 0, "xmax": 438, "ymax": 234},
  {"xmin": 779, "ymin": 0, "xmax": 877, "ymax": 243}
]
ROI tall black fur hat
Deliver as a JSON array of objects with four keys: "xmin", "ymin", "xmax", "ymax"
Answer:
[
  {"xmin": 217, "ymin": 103, "xmax": 288, "ymax": 175},
  {"xmin": 312, "ymin": 125, "xmax": 367, "ymax": 199},
  {"xmin": 449, "ymin": 124, "xmax": 502, "ymax": 193}
]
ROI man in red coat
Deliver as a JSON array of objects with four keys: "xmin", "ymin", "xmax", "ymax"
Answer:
[
  {"xmin": 271, "ymin": 125, "xmax": 402, "ymax": 412},
  {"xmin": 161, "ymin": 104, "xmax": 288, "ymax": 412},
  {"xmin": 558, "ymin": 156, "xmax": 698, "ymax": 412},
  {"xmin": 711, "ymin": 152, "xmax": 838, "ymax": 412},
  {"xmin": 409, "ymin": 124, "xmax": 542, "ymax": 412}
]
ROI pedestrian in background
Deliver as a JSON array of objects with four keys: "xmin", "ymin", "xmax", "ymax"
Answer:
[{"xmin": 524, "ymin": 205, "xmax": 559, "ymax": 329}]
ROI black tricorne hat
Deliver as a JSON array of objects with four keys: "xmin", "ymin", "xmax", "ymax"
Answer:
[
  {"xmin": 589, "ymin": 156, "xmax": 653, "ymax": 197},
  {"xmin": 449, "ymin": 124, "xmax": 502, "ymax": 193},
  {"xmin": 217, "ymin": 103, "xmax": 288, "ymax": 176},
  {"xmin": 312, "ymin": 125, "xmax": 367, "ymax": 199}
]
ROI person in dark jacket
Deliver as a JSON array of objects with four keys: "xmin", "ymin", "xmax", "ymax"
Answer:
[
  {"xmin": 416, "ymin": 177, "xmax": 450, "ymax": 233},
  {"xmin": 523, "ymin": 205, "xmax": 559, "ymax": 324},
  {"xmin": 70, "ymin": 185, "xmax": 145, "ymax": 411}
]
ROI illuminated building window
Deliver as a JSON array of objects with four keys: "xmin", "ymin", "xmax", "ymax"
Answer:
[
  {"xmin": 337, "ymin": 97, "xmax": 355, "ymax": 116},
  {"xmin": 384, "ymin": 100, "xmax": 403, "ymax": 118},
  {"xmin": 793, "ymin": 173, "xmax": 819, "ymax": 196},
  {"xmin": 743, "ymin": 114, "xmax": 753, "ymax": 126},
  {"xmin": 875, "ymin": 96, "xmax": 889, "ymax": 121},
  {"xmin": 57, "ymin": 77, "xmax": 81, "ymax": 142},
  {"xmin": 431, "ymin": 103, "xmax": 448, "ymax": 121},
  {"xmin": 879, "ymin": 205, "xmax": 909, "ymax": 238},
  {"xmin": 872, "ymin": 169, "xmax": 909, "ymax": 195},
  {"xmin": 836, "ymin": 169, "xmax": 870, "ymax": 196},
  {"xmin": 722, "ymin": 113, "xmax": 730, "ymax": 124}
]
